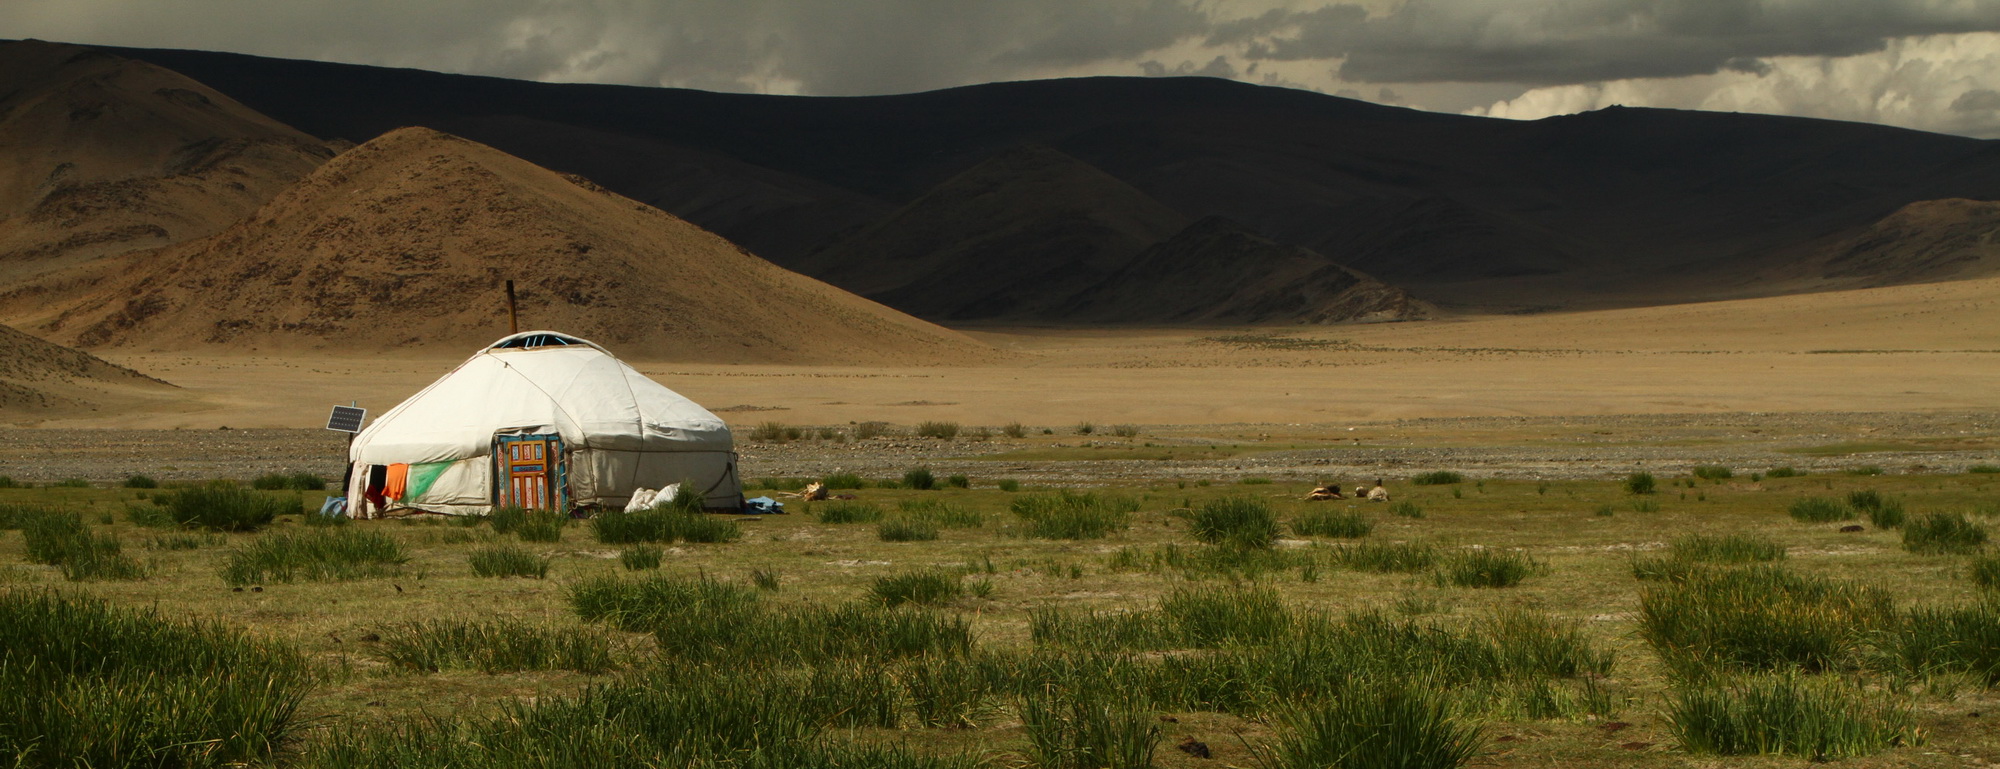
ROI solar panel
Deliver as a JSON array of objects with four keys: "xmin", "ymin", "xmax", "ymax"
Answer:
[{"xmin": 325, "ymin": 405, "xmax": 367, "ymax": 433}]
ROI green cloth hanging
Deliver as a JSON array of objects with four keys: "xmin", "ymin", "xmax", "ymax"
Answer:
[{"xmin": 406, "ymin": 462, "xmax": 451, "ymax": 501}]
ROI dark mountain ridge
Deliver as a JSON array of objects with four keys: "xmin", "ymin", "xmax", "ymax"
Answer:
[{"xmin": 82, "ymin": 43, "xmax": 2000, "ymax": 313}]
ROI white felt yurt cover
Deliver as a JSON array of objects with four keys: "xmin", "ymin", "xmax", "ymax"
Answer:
[{"xmin": 345, "ymin": 331, "xmax": 740, "ymax": 515}]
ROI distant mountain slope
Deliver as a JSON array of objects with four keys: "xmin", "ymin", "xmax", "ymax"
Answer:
[
  {"xmin": 801, "ymin": 145, "xmax": 1188, "ymax": 320},
  {"xmin": 14, "ymin": 128, "xmax": 987, "ymax": 364},
  {"xmin": 1817, "ymin": 199, "xmax": 2000, "ymax": 286},
  {"xmin": 0, "ymin": 321, "xmax": 172, "ymax": 418},
  {"xmin": 1062, "ymin": 217, "xmax": 1429, "ymax": 324},
  {"xmin": 0, "ymin": 41, "xmax": 334, "ymax": 283},
  {"xmin": 96, "ymin": 43, "xmax": 2000, "ymax": 311}
]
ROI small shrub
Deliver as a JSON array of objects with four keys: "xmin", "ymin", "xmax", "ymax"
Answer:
[
  {"xmin": 1390, "ymin": 500, "xmax": 1425, "ymax": 519},
  {"xmin": 620, "ymin": 546, "xmax": 663, "ymax": 570},
  {"xmin": 150, "ymin": 486, "xmax": 297, "ymax": 531},
  {"xmin": 53, "ymin": 478, "xmax": 91, "ymax": 488},
  {"xmin": 1011, "ymin": 491, "xmax": 1135, "ymax": 539},
  {"xmin": 1410, "ymin": 471, "xmax": 1464, "ymax": 485},
  {"xmin": 22, "ymin": 512, "xmax": 145, "ymax": 581},
  {"xmin": 822, "ymin": 472, "xmax": 866, "ymax": 490},
  {"xmin": 1667, "ymin": 674, "xmax": 1918, "ymax": 759},
  {"xmin": 1788, "ymin": 497, "xmax": 1853, "ymax": 523},
  {"xmin": 674, "ymin": 513, "xmax": 741, "ymax": 544},
  {"xmin": 946, "ymin": 474, "xmax": 970, "ymax": 489},
  {"xmin": 1970, "ymin": 465, "xmax": 2000, "ymax": 474},
  {"xmin": 1003, "ymin": 422, "xmax": 1028, "ymax": 438},
  {"xmin": 469, "ymin": 545, "xmax": 550, "ymax": 578},
  {"xmin": 122, "ymin": 474, "xmax": 159, "ymax": 489},
  {"xmin": 1765, "ymin": 467, "xmax": 1803, "ymax": 478},
  {"xmin": 1292, "ymin": 510, "xmax": 1373, "ymax": 538},
  {"xmin": 878, "ymin": 518, "xmax": 941, "ymax": 542},
  {"xmin": 915, "ymin": 421, "xmax": 960, "ymax": 440},
  {"xmin": 250, "ymin": 472, "xmax": 326, "ymax": 491},
  {"xmin": 1074, "ymin": 422, "xmax": 1094, "ymax": 435},
  {"xmin": 220, "ymin": 529, "xmax": 409, "ymax": 586},
  {"xmin": 0, "ymin": 476, "xmax": 21, "ymax": 488},
  {"xmin": 1624, "ymin": 472, "xmax": 1657, "ymax": 495},
  {"xmin": 1111, "ymin": 424, "xmax": 1140, "ymax": 438},
  {"xmin": 854, "ymin": 421, "xmax": 890, "ymax": 439},
  {"xmin": 1971, "ymin": 554, "xmax": 2000, "ymax": 589},
  {"xmin": 1638, "ymin": 566, "xmax": 1893, "ymax": 673},
  {"xmin": 1239, "ymin": 477, "xmax": 1273, "ymax": 485},
  {"xmin": 750, "ymin": 421, "xmax": 790, "ymax": 441},
  {"xmin": 997, "ymin": 479, "xmax": 1022, "ymax": 492},
  {"xmin": 819, "ymin": 502, "xmax": 885, "ymax": 524},
  {"xmin": 1902, "ymin": 512, "xmax": 1988, "ymax": 555},
  {"xmin": 1692, "ymin": 466, "xmax": 1734, "ymax": 480},
  {"xmin": 903, "ymin": 467, "xmax": 938, "ymax": 490},
  {"xmin": 1848, "ymin": 466, "xmax": 1886, "ymax": 476},
  {"xmin": 1188, "ymin": 497, "xmax": 1280, "ymax": 549},
  {"xmin": 1436, "ymin": 549, "xmax": 1543, "ymax": 588},
  {"xmin": 871, "ymin": 569, "xmax": 962, "ymax": 606},
  {"xmin": 1846, "ymin": 489, "xmax": 1884, "ymax": 511}
]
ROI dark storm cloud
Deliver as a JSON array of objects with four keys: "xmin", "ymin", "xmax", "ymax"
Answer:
[
  {"xmin": 1215, "ymin": 0, "xmax": 2000, "ymax": 85},
  {"xmin": 1954, "ymin": 89, "xmax": 2000, "ymax": 112}
]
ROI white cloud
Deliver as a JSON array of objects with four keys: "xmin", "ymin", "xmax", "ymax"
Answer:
[{"xmin": 1471, "ymin": 32, "xmax": 2000, "ymax": 137}]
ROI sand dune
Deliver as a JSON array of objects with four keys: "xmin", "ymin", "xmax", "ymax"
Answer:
[
  {"xmin": 0, "ymin": 41, "xmax": 334, "ymax": 283},
  {"xmin": 10, "ymin": 127, "xmax": 988, "ymax": 364}
]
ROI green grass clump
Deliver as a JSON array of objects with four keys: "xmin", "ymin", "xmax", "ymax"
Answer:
[
  {"xmin": 821, "ymin": 472, "xmax": 866, "ymax": 489},
  {"xmin": 515, "ymin": 510, "xmax": 568, "ymax": 542},
  {"xmin": 1880, "ymin": 602, "xmax": 2000, "ymax": 684},
  {"xmin": 1672, "ymin": 533, "xmax": 1787, "ymax": 563},
  {"xmin": 1692, "ymin": 466, "xmax": 1735, "ymax": 480},
  {"xmin": 220, "ymin": 529, "xmax": 409, "ymax": 586},
  {"xmin": 146, "ymin": 532, "xmax": 224, "ymax": 551},
  {"xmin": 1160, "ymin": 584, "xmax": 1291, "ymax": 646},
  {"xmin": 878, "ymin": 517, "xmax": 941, "ymax": 542},
  {"xmin": 469, "ymin": 545, "xmax": 550, "ymax": 578},
  {"xmin": 1390, "ymin": 500, "xmax": 1425, "ymax": 518},
  {"xmin": 620, "ymin": 546, "xmax": 663, "ymax": 570},
  {"xmin": 1410, "ymin": 471, "xmax": 1465, "ymax": 485},
  {"xmin": 1765, "ymin": 467, "xmax": 1803, "ymax": 478},
  {"xmin": 1846, "ymin": 489, "xmax": 1885, "ymax": 511},
  {"xmin": 1970, "ymin": 554, "xmax": 2000, "ymax": 589},
  {"xmin": 568, "ymin": 573, "xmax": 761, "ymax": 632},
  {"xmin": 1787, "ymin": 497, "xmax": 1854, "ymax": 523},
  {"xmin": 52, "ymin": 478, "xmax": 91, "ymax": 488},
  {"xmin": 488, "ymin": 505, "xmax": 527, "ymax": 534},
  {"xmin": 997, "ymin": 479, "xmax": 1022, "ymax": 492},
  {"xmin": 1848, "ymin": 466, "xmax": 1886, "ymax": 476},
  {"xmin": 1331, "ymin": 541, "xmax": 1440, "ymax": 573},
  {"xmin": 1435, "ymin": 549, "xmax": 1543, "ymax": 588},
  {"xmin": 252, "ymin": 472, "xmax": 326, "ymax": 491},
  {"xmin": 947, "ymin": 474, "xmax": 971, "ymax": 488},
  {"xmin": 1292, "ymin": 509, "xmax": 1373, "ymax": 538},
  {"xmin": 1022, "ymin": 689, "xmax": 1160, "ymax": 769},
  {"xmin": 871, "ymin": 569, "xmax": 963, "ymax": 606},
  {"xmin": 377, "ymin": 618, "xmax": 614, "ymax": 674},
  {"xmin": 1188, "ymin": 497, "xmax": 1280, "ymax": 549},
  {"xmin": 1666, "ymin": 673, "xmax": 1917, "ymax": 759},
  {"xmin": 1012, "ymin": 491, "xmax": 1136, "ymax": 540},
  {"xmin": 1638, "ymin": 565, "xmax": 1893, "ymax": 673},
  {"xmin": 818, "ymin": 501, "xmax": 886, "ymax": 524},
  {"xmin": 21, "ymin": 511, "xmax": 144, "ymax": 581},
  {"xmin": 0, "ymin": 591, "xmax": 310, "ymax": 769},
  {"xmin": 903, "ymin": 467, "xmax": 938, "ymax": 490},
  {"xmin": 1970, "ymin": 465, "xmax": 2000, "ymax": 474},
  {"xmin": 150, "ymin": 486, "xmax": 298, "ymax": 531},
  {"xmin": 1624, "ymin": 472, "xmax": 1657, "ymax": 495},
  {"xmin": 1902, "ymin": 512, "xmax": 1988, "ymax": 554},
  {"xmin": 1868, "ymin": 498, "xmax": 1907, "ymax": 529},
  {"xmin": 122, "ymin": 474, "xmax": 159, "ymax": 489},
  {"xmin": 899, "ymin": 498, "xmax": 984, "ymax": 528},
  {"xmin": 1260, "ymin": 677, "xmax": 1483, "ymax": 769}
]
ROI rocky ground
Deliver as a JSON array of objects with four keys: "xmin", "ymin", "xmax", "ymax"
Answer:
[{"xmin": 4, "ymin": 410, "xmax": 1995, "ymax": 487}]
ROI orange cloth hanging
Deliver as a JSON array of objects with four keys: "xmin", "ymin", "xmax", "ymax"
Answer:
[{"xmin": 384, "ymin": 463, "xmax": 410, "ymax": 501}]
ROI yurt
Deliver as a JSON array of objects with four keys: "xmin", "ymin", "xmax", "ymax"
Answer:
[{"xmin": 343, "ymin": 331, "xmax": 741, "ymax": 516}]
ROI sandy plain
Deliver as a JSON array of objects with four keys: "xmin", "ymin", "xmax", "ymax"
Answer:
[{"xmin": 26, "ymin": 274, "xmax": 1998, "ymax": 432}]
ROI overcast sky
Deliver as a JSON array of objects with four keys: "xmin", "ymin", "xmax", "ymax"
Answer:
[{"xmin": 9, "ymin": 0, "xmax": 2000, "ymax": 138}]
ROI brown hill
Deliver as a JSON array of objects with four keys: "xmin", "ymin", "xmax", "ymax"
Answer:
[
  {"xmin": 16, "ymin": 128, "xmax": 987, "ymax": 364},
  {"xmin": 0, "ymin": 41, "xmax": 335, "ymax": 282},
  {"xmin": 0, "ymin": 321, "xmax": 174, "ymax": 419},
  {"xmin": 799, "ymin": 145, "xmax": 1187, "ymax": 320},
  {"xmin": 1062, "ymin": 217, "xmax": 1430, "ymax": 324},
  {"xmin": 1817, "ymin": 199, "xmax": 2000, "ymax": 286}
]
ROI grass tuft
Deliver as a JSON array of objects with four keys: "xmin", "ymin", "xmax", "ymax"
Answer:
[
  {"xmin": 220, "ymin": 529, "xmax": 409, "ymax": 586},
  {"xmin": 150, "ymin": 486, "xmax": 298, "ymax": 531},
  {"xmin": 878, "ymin": 517, "xmax": 942, "ymax": 542},
  {"xmin": 469, "ymin": 545, "xmax": 550, "ymax": 578},
  {"xmin": 1638, "ymin": 565, "xmax": 1893, "ymax": 673},
  {"xmin": 1012, "ymin": 491, "xmax": 1136, "ymax": 539},
  {"xmin": 1260, "ymin": 677, "xmax": 1483, "ymax": 769},
  {"xmin": 377, "ymin": 618, "xmax": 614, "ymax": 674},
  {"xmin": 1188, "ymin": 496, "xmax": 1280, "ymax": 549},
  {"xmin": 871, "ymin": 569, "xmax": 963, "ymax": 606},
  {"xmin": 1667, "ymin": 673, "xmax": 1918, "ymax": 759},
  {"xmin": 1902, "ymin": 512, "xmax": 1988, "ymax": 554},
  {"xmin": 1787, "ymin": 497, "xmax": 1853, "ymax": 523},
  {"xmin": 817, "ymin": 501, "xmax": 886, "ymax": 524},
  {"xmin": 1435, "ymin": 549, "xmax": 1544, "ymax": 588},
  {"xmin": 1292, "ymin": 509, "xmax": 1373, "ymax": 538}
]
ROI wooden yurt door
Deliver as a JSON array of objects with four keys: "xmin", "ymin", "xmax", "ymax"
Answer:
[{"xmin": 495, "ymin": 434, "xmax": 565, "ymax": 510}]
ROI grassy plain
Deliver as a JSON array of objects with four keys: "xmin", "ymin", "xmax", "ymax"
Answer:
[{"xmin": 5, "ymin": 462, "xmax": 2000, "ymax": 767}]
